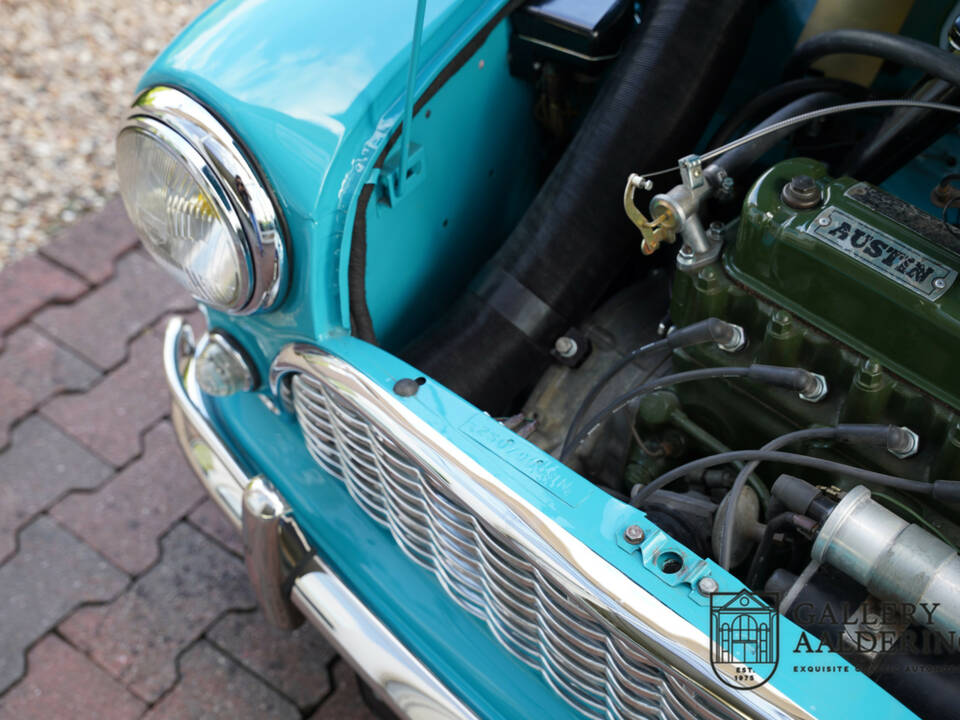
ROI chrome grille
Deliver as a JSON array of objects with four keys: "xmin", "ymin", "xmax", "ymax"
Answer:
[{"xmin": 291, "ymin": 371, "xmax": 743, "ymax": 720}]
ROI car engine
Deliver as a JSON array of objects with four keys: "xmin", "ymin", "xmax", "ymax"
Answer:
[{"xmin": 520, "ymin": 155, "xmax": 960, "ymax": 717}]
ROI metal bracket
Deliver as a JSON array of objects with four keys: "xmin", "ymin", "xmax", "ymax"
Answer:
[
  {"xmin": 623, "ymin": 173, "xmax": 678, "ymax": 255},
  {"xmin": 678, "ymin": 154, "xmax": 705, "ymax": 190},
  {"xmin": 620, "ymin": 526, "xmax": 716, "ymax": 607},
  {"xmin": 379, "ymin": 143, "xmax": 426, "ymax": 207}
]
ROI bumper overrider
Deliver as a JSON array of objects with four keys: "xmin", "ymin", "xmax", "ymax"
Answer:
[{"xmin": 165, "ymin": 315, "xmax": 812, "ymax": 720}]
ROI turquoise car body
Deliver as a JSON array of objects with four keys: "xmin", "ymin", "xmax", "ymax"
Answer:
[{"xmin": 138, "ymin": 0, "xmax": 949, "ymax": 717}]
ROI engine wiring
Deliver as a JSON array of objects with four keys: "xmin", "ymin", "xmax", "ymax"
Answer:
[
  {"xmin": 630, "ymin": 449, "xmax": 960, "ymax": 507},
  {"xmin": 559, "ymin": 364, "xmax": 825, "ymax": 462},
  {"xmin": 716, "ymin": 424, "xmax": 914, "ymax": 571},
  {"xmin": 559, "ymin": 317, "xmax": 744, "ymax": 458}
]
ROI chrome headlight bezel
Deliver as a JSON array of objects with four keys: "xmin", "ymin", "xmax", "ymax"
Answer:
[{"xmin": 119, "ymin": 86, "xmax": 286, "ymax": 314}]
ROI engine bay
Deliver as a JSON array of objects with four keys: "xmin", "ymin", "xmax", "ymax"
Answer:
[
  {"xmin": 396, "ymin": 1, "xmax": 960, "ymax": 716},
  {"xmin": 524, "ymin": 155, "xmax": 960, "ymax": 719}
]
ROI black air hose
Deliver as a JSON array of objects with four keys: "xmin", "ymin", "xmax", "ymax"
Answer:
[
  {"xmin": 707, "ymin": 76, "xmax": 874, "ymax": 150},
  {"xmin": 400, "ymin": 0, "xmax": 757, "ymax": 415},
  {"xmin": 782, "ymin": 29, "xmax": 960, "ymax": 185},
  {"xmin": 842, "ymin": 77, "xmax": 960, "ymax": 183},
  {"xmin": 712, "ymin": 90, "xmax": 846, "ymax": 179},
  {"xmin": 784, "ymin": 29, "xmax": 960, "ymax": 90}
]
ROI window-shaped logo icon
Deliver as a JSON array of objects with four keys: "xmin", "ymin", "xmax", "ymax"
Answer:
[{"xmin": 710, "ymin": 589, "xmax": 779, "ymax": 689}]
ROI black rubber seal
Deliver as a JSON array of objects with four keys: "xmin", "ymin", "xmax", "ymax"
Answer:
[{"xmin": 347, "ymin": 1, "xmax": 525, "ymax": 344}]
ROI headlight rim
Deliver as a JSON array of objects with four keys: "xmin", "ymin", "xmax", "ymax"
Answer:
[{"xmin": 119, "ymin": 85, "xmax": 286, "ymax": 315}]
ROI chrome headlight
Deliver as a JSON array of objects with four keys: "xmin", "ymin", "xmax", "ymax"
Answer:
[{"xmin": 116, "ymin": 87, "xmax": 285, "ymax": 314}]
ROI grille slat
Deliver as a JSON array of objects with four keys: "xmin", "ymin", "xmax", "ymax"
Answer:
[{"xmin": 291, "ymin": 373, "xmax": 741, "ymax": 720}]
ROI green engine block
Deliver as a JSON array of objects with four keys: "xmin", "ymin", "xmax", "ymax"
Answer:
[{"xmin": 661, "ymin": 158, "xmax": 960, "ymax": 538}]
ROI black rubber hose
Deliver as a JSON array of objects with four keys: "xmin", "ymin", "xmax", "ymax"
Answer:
[
  {"xmin": 746, "ymin": 512, "xmax": 815, "ymax": 588},
  {"xmin": 707, "ymin": 77, "xmax": 873, "ymax": 150},
  {"xmin": 784, "ymin": 29, "xmax": 960, "ymax": 89},
  {"xmin": 842, "ymin": 77, "xmax": 960, "ymax": 183},
  {"xmin": 630, "ymin": 450, "xmax": 960, "ymax": 506},
  {"xmin": 712, "ymin": 91, "xmax": 846, "ymax": 179},
  {"xmin": 400, "ymin": 0, "xmax": 757, "ymax": 415}
]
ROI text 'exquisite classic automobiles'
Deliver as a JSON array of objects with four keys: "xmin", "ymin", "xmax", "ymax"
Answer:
[{"xmin": 115, "ymin": 0, "xmax": 960, "ymax": 718}]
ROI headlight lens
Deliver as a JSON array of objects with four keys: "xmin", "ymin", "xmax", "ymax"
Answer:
[
  {"xmin": 117, "ymin": 127, "xmax": 246, "ymax": 309},
  {"xmin": 116, "ymin": 87, "xmax": 285, "ymax": 314}
]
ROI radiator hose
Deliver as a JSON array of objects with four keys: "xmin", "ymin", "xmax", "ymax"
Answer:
[{"xmin": 400, "ymin": 0, "xmax": 757, "ymax": 415}]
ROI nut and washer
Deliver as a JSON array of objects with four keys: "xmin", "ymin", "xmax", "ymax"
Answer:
[
  {"xmin": 697, "ymin": 577, "xmax": 719, "ymax": 596},
  {"xmin": 623, "ymin": 525, "xmax": 646, "ymax": 545},
  {"xmin": 782, "ymin": 175, "xmax": 822, "ymax": 210}
]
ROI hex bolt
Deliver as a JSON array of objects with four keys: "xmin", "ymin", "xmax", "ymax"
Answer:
[
  {"xmin": 707, "ymin": 221, "xmax": 724, "ymax": 243},
  {"xmin": 782, "ymin": 175, "xmax": 822, "ymax": 210},
  {"xmin": 770, "ymin": 310, "xmax": 792, "ymax": 335},
  {"xmin": 855, "ymin": 359, "xmax": 885, "ymax": 392},
  {"xmin": 554, "ymin": 336, "xmax": 578, "ymax": 359},
  {"xmin": 624, "ymin": 525, "xmax": 646, "ymax": 545},
  {"xmin": 695, "ymin": 266, "xmax": 718, "ymax": 293},
  {"xmin": 697, "ymin": 577, "xmax": 719, "ymax": 596}
]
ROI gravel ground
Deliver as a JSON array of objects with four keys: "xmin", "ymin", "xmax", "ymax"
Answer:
[{"xmin": 0, "ymin": 0, "xmax": 210, "ymax": 268}]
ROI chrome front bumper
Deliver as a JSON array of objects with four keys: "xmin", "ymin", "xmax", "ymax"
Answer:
[{"xmin": 164, "ymin": 317, "xmax": 479, "ymax": 720}]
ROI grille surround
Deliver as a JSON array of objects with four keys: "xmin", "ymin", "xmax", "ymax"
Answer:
[{"xmin": 272, "ymin": 344, "xmax": 808, "ymax": 720}]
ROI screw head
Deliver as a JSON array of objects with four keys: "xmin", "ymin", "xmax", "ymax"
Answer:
[
  {"xmin": 623, "ymin": 525, "xmax": 645, "ymax": 545},
  {"xmin": 934, "ymin": 277, "xmax": 947, "ymax": 290},
  {"xmin": 554, "ymin": 336, "xmax": 578, "ymax": 358},
  {"xmin": 817, "ymin": 216, "xmax": 831, "ymax": 226},
  {"xmin": 697, "ymin": 577, "xmax": 719, "ymax": 595},
  {"xmin": 393, "ymin": 378, "xmax": 421, "ymax": 397}
]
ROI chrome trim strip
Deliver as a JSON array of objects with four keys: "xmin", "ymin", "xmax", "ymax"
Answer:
[
  {"xmin": 163, "ymin": 317, "xmax": 478, "ymax": 720},
  {"xmin": 125, "ymin": 87, "xmax": 286, "ymax": 314},
  {"xmin": 292, "ymin": 571, "xmax": 475, "ymax": 720},
  {"xmin": 271, "ymin": 343, "xmax": 816, "ymax": 720}
]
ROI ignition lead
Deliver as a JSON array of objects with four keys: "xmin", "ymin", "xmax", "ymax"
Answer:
[
  {"xmin": 560, "ymin": 318, "xmax": 745, "ymax": 457},
  {"xmin": 560, "ymin": 364, "xmax": 827, "ymax": 461},
  {"xmin": 716, "ymin": 424, "xmax": 919, "ymax": 570}
]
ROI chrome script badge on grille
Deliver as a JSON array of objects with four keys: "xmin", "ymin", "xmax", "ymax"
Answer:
[{"xmin": 710, "ymin": 590, "xmax": 780, "ymax": 690}]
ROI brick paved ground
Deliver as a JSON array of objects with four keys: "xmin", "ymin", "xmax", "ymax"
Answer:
[{"xmin": 0, "ymin": 201, "xmax": 375, "ymax": 719}]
